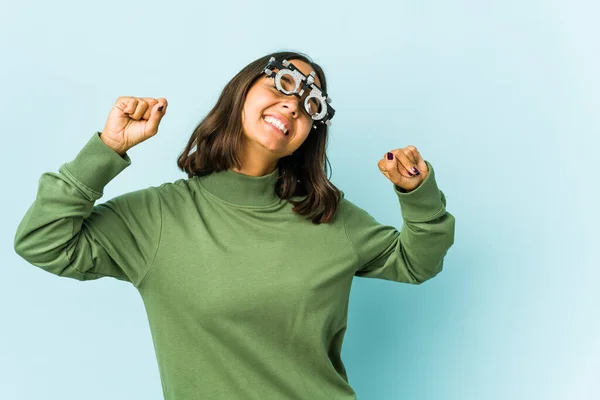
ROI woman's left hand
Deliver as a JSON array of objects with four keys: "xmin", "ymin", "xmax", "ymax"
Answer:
[{"xmin": 378, "ymin": 146, "xmax": 429, "ymax": 192}]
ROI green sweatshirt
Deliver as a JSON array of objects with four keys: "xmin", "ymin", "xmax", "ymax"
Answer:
[{"xmin": 14, "ymin": 132, "xmax": 455, "ymax": 400}]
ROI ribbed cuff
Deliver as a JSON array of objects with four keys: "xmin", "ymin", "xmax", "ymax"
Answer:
[
  {"xmin": 393, "ymin": 160, "xmax": 447, "ymax": 222},
  {"xmin": 58, "ymin": 132, "xmax": 131, "ymax": 195}
]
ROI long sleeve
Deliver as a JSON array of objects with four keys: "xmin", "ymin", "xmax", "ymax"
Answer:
[
  {"xmin": 13, "ymin": 132, "xmax": 163, "ymax": 287},
  {"xmin": 343, "ymin": 161, "xmax": 455, "ymax": 284}
]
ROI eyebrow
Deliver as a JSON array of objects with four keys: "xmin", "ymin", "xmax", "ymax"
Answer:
[
  {"xmin": 264, "ymin": 70, "xmax": 324, "ymax": 92},
  {"xmin": 299, "ymin": 72, "xmax": 323, "ymax": 91}
]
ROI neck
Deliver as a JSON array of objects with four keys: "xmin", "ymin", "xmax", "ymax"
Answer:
[
  {"xmin": 196, "ymin": 166, "xmax": 282, "ymax": 207},
  {"xmin": 233, "ymin": 150, "xmax": 280, "ymax": 177},
  {"xmin": 231, "ymin": 164, "xmax": 277, "ymax": 177},
  {"xmin": 233, "ymin": 136, "xmax": 287, "ymax": 177}
]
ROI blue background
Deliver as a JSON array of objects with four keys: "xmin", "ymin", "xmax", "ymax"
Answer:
[{"xmin": 1, "ymin": 0, "xmax": 597, "ymax": 399}]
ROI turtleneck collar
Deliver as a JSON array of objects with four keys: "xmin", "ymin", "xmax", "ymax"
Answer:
[{"xmin": 195, "ymin": 167, "xmax": 282, "ymax": 207}]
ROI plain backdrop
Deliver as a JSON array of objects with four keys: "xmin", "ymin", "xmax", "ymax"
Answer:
[{"xmin": 1, "ymin": 0, "xmax": 598, "ymax": 399}]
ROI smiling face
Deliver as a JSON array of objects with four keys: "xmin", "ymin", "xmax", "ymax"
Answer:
[{"xmin": 239, "ymin": 59, "xmax": 322, "ymax": 176}]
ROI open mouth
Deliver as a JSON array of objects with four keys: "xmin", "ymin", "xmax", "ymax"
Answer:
[{"xmin": 263, "ymin": 116, "xmax": 289, "ymax": 136}]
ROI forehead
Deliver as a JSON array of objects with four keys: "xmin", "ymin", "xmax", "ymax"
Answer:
[{"xmin": 286, "ymin": 59, "xmax": 322, "ymax": 88}]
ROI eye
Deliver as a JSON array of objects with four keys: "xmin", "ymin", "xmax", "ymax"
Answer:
[
  {"xmin": 300, "ymin": 106, "xmax": 313, "ymax": 120},
  {"xmin": 304, "ymin": 98, "xmax": 321, "ymax": 117},
  {"xmin": 306, "ymin": 103, "xmax": 312, "ymax": 114},
  {"xmin": 280, "ymin": 75, "xmax": 296, "ymax": 92},
  {"xmin": 265, "ymin": 84, "xmax": 281, "ymax": 94}
]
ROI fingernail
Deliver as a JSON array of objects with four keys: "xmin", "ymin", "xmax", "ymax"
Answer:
[
  {"xmin": 387, "ymin": 152, "xmax": 393, "ymax": 160},
  {"xmin": 412, "ymin": 167, "xmax": 419, "ymax": 174},
  {"xmin": 408, "ymin": 171, "xmax": 414, "ymax": 176},
  {"xmin": 158, "ymin": 105, "xmax": 164, "ymax": 112}
]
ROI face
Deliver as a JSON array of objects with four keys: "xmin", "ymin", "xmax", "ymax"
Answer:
[{"xmin": 240, "ymin": 59, "xmax": 322, "ymax": 164}]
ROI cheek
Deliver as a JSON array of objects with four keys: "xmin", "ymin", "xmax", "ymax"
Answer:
[
  {"xmin": 245, "ymin": 97, "xmax": 269, "ymax": 122},
  {"xmin": 294, "ymin": 124, "xmax": 312, "ymax": 144},
  {"xmin": 241, "ymin": 99, "xmax": 261, "ymax": 126},
  {"xmin": 299, "ymin": 118, "xmax": 313, "ymax": 135}
]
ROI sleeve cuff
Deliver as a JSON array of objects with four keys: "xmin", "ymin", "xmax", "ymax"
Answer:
[
  {"xmin": 393, "ymin": 160, "xmax": 447, "ymax": 222},
  {"xmin": 58, "ymin": 132, "xmax": 131, "ymax": 195}
]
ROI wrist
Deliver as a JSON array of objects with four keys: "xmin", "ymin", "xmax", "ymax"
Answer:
[{"xmin": 100, "ymin": 133, "xmax": 127, "ymax": 156}]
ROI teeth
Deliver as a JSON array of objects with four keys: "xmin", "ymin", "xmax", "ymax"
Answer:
[{"xmin": 264, "ymin": 116, "xmax": 288, "ymax": 135}]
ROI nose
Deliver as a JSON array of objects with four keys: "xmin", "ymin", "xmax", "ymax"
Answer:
[{"xmin": 281, "ymin": 96, "xmax": 300, "ymax": 117}]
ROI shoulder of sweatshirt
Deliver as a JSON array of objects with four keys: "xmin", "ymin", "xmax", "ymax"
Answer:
[
  {"xmin": 110, "ymin": 179, "xmax": 193, "ymax": 219},
  {"xmin": 53, "ymin": 135, "xmax": 209, "ymax": 237}
]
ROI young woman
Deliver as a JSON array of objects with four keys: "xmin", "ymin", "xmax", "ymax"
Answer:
[{"xmin": 14, "ymin": 51, "xmax": 455, "ymax": 399}]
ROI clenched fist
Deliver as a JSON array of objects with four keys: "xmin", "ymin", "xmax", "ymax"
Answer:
[
  {"xmin": 378, "ymin": 146, "xmax": 429, "ymax": 192},
  {"xmin": 100, "ymin": 96, "xmax": 168, "ymax": 155}
]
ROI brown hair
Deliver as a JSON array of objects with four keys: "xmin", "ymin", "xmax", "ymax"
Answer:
[{"xmin": 177, "ymin": 51, "xmax": 342, "ymax": 224}]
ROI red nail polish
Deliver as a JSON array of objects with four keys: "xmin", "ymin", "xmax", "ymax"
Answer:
[{"xmin": 387, "ymin": 152, "xmax": 393, "ymax": 160}]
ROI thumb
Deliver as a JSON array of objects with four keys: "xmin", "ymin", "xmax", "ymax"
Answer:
[
  {"xmin": 146, "ymin": 100, "xmax": 168, "ymax": 133},
  {"xmin": 384, "ymin": 152, "xmax": 405, "ymax": 184}
]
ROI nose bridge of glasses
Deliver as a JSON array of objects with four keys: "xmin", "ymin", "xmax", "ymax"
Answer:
[
  {"xmin": 280, "ymin": 91, "xmax": 304, "ymax": 114},
  {"xmin": 280, "ymin": 76, "xmax": 308, "ymax": 106},
  {"xmin": 272, "ymin": 68, "xmax": 321, "ymax": 117}
]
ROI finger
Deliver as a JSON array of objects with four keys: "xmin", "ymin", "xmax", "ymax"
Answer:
[
  {"xmin": 377, "ymin": 157, "xmax": 391, "ymax": 179},
  {"xmin": 377, "ymin": 160, "xmax": 390, "ymax": 182},
  {"xmin": 115, "ymin": 97, "xmax": 138, "ymax": 115},
  {"xmin": 402, "ymin": 146, "xmax": 421, "ymax": 175},
  {"xmin": 404, "ymin": 146, "xmax": 426, "ymax": 175},
  {"xmin": 130, "ymin": 98, "xmax": 149, "ymax": 121},
  {"xmin": 404, "ymin": 146, "xmax": 419, "ymax": 165},
  {"xmin": 410, "ymin": 146, "xmax": 428, "ymax": 172},
  {"xmin": 391, "ymin": 150, "xmax": 418, "ymax": 178},
  {"xmin": 385, "ymin": 152, "xmax": 413, "ymax": 180},
  {"xmin": 141, "ymin": 98, "xmax": 159, "ymax": 120}
]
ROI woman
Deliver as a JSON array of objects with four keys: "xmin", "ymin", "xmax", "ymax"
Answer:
[{"xmin": 14, "ymin": 51, "xmax": 455, "ymax": 399}]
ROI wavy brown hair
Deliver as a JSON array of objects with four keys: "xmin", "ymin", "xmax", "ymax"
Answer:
[{"xmin": 177, "ymin": 51, "xmax": 342, "ymax": 224}]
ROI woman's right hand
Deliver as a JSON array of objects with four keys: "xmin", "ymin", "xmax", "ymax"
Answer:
[{"xmin": 100, "ymin": 96, "xmax": 168, "ymax": 155}]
